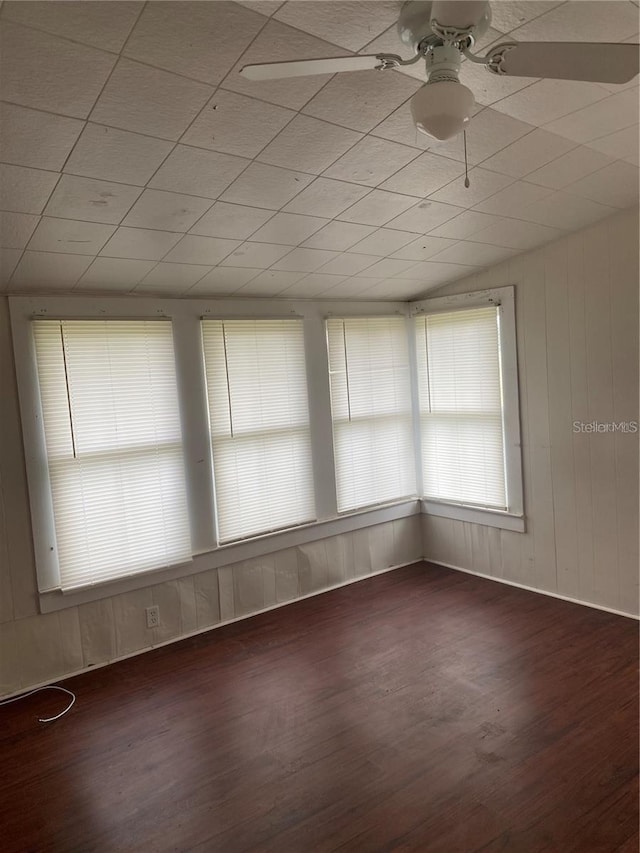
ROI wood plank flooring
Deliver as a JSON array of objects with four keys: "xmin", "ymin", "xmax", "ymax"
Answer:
[{"xmin": 1, "ymin": 562, "xmax": 638, "ymax": 853}]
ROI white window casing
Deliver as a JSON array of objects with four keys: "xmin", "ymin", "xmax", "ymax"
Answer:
[
  {"xmin": 30, "ymin": 319, "xmax": 192, "ymax": 591},
  {"xmin": 327, "ymin": 316, "xmax": 417, "ymax": 513},
  {"xmin": 201, "ymin": 318, "xmax": 316, "ymax": 543},
  {"xmin": 411, "ymin": 286, "xmax": 524, "ymax": 530}
]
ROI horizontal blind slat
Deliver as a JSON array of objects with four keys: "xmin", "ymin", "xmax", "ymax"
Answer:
[{"xmin": 33, "ymin": 319, "xmax": 191, "ymax": 589}]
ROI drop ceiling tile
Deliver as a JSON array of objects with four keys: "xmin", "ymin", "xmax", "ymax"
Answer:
[
  {"xmin": 100, "ymin": 227, "xmax": 183, "ymax": 261},
  {"xmin": 249, "ymin": 213, "xmax": 328, "ymax": 246},
  {"xmin": 354, "ymin": 258, "xmax": 415, "ymax": 278},
  {"xmin": 588, "ymin": 125, "xmax": 639, "ymax": 165},
  {"xmin": 189, "ymin": 202, "xmax": 274, "ymax": 239},
  {"xmin": 302, "ymin": 221, "xmax": 376, "ymax": 251},
  {"xmin": 2, "ymin": 1, "xmax": 144, "ymax": 52},
  {"xmin": 257, "ymin": 115, "xmax": 363, "ymax": 175},
  {"xmin": 426, "ymin": 108, "xmax": 534, "ymax": 166},
  {"xmin": 492, "ymin": 79, "xmax": 608, "ymax": 126},
  {"xmin": 544, "ymin": 89, "xmax": 640, "ymax": 144},
  {"xmin": 124, "ymin": 1, "xmax": 264, "ymax": 85},
  {"xmin": 236, "ymin": 270, "xmax": 305, "ymax": 295},
  {"xmin": 122, "ymin": 189, "xmax": 213, "ymax": 231},
  {"xmin": 349, "ymin": 228, "xmax": 416, "ymax": 257},
  {"xmin": 429, "ymin": 167, "xmax": 514, "ymax": 207},
  {"xmin": 182, "ymin": 90, "xmax": 296, "ymax": 160},
  {"xmin": 274, "ymin": 1, "xmax": 399, "ymax": 51},
  {"xmin": 149, "ymin": 146, "xmax": 250, "ymax": 200},
  {"xmin": 0, "ymin": 22, "xmax": 115, "ymax": 118},
  {"xmin": 489, "ymin": 2, "xmax": 565, "ymax": 34},
  {"xmin": 317, "ymin": 253, "xmax": 380, "ymax": 276},
  {"xmin": 525, "ymin": 145, "xmax": 614, "ymax": 188},
  {"xmin": 474, "ymin": 180, "xmax": 553, "ymax": 216},
  {"xmin": 64, "ymin": 124, "xmax": 174, "ymax": 186},
  {"xmin": 224, "ymin": 20, "xmax": 353, "ymax": 110},
  {"xmin": 370, "ymin": 104, "xmax": 432, "ymax": 151},
  {"xmin": 237, "ymin": 2, "xmax": 284, "ymax": 17},
  {"xmin": 0, "ymin": 212, "xmax": 40, "ymax": 249},
  {"xmin": 90, "ymin": 58, "xmax": 213, "ymax": 141},
  {"xmin": 11, "ymin": 251, "xmax": 93, "ymax": 289},
  {"xmin": 163, "ymin": 235, "xmax": 241, "ymax": 266},
  {"xmin": 0, "ymin": 248, "xmax": 22, "ymax": 288},
  {"xmin": 77, "ymin": 257, "xmax": 156, "ymax": 291},
  {"xmin": 278, "ymin": 273, "xmax": 348, "ymax": 298},
  {"xmin": 220, "ymin": 241, "xmax": 292, "ymax": 268},
  {"xmin": 385, "ymin": 200, "xmax": 464, "ymax": 234},
  {"xmin": 357, "ymin": 279, "xmax": 423, "ymax": 300},
  {"xmin": 0, "ymin": 165, "xmax": 59, "ymax": 214},
  {"xmin": 45, "ymin": 176, "xmax": 143, "ymax": 225},
  {"xmin": 397, "ymin": 261, "xmax": 475, "ymax": 285},
  {"xmin": 481, "ymin": 129, "xmax": 576, "ymax": 178},
  {"xmin": 302, "ymin": 69, "xmax": 420, "ymax": 133},
  {"xmin": 28, "ymin": 218, "xmax": 115, "ymax": 255},
  {"xmin": 337, "ymin": 189, "xmax": 423, "ymax": 226},
  {"xmin": 391, "ymin": 235, "xmax": 459, "ymax": 261},
  {"xmin": 322, "ymin": 276, "xmax": 382, "ymax": 298},
  {"xmin": 468, "ymin": 218, "xmax": 565, "ymax": 250},
  {"xmin": 427, "ymin": 210, "xmax": 508, "ymax": 239},
  {"xmin": 187, "ymin": 266, "xmax": 260, "ymax": 296},
  {"xmin": 284, "ymin": 178, "xmax": 370, "ymax": 218},
  {"xmin": 428, "ymin": 241, "xmax": 518, "ymax": 267},
  {"xmin": 323, "ymin": 136, "xmax": 420, "ymax": 187},
  {"xmin": 511, "ymin": 1, "xmax": 640, "ymax": 42},
  {"xmin": 0, "ymin": 104, "xmax": 82, "ymax": 174},
  {"xmin": 271, "ymin": 247, "xmax": 340, "ymax": 272},
  {"xmin": 381, "ymin": 151, "xmax": 465, "ymax": 197},
  {"xmin": 458, "ymin": 56, "xmax": 537, "ymax": 108},
  {"xmin": 520, "ymin": 191, "xmax": 618, "ymax": 230},
  {"xmin": 137, "ymin": 262, "xmax": 212, "ymax": 292},
  {"xmin": 563, "ymin": 161, "xmax": 640, "ymax": 209},
  {"xmin": 220, "ymin": 163, "xmax": 314, "ymax": 210}
]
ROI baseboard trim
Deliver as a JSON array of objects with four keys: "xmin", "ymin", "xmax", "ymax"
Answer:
[
  {"xmin": 1, "ymin": 559, "xmax": 421, "ymax": 701},
  {"xmin": 425, "ymin": 558, "xmax": 640, "ymax": 621}
]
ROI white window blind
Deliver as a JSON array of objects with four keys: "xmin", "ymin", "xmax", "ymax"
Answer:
[
  {"xmin": 201, "ymin": 319, "xmax": 315, "ymax": 543},
  {"xmin": 415, "ymin": 306, "xmax": 507, "ymax": 509},
  {"xmin": 32, "ymin": 320, "xmax": 191, "ymax": 590},
  {"xmin": 327, "ymin": 317, "xmax": 416, "ymax": 512}
]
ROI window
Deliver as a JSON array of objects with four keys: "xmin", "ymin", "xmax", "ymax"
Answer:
[
  {"xmin": 201, "ymin": 319, "xmax": 315, "ymax": 542},
  {"xmin": 327, "ymin": 317, "xmax": 416, "ymax": 512},
  {"xmin": 415, "ymin": 304, "xmax": 508, "ymax": 509},
  {"xmin": 32, "ymin": 320, "xmax": 191, "ymax": 590}
]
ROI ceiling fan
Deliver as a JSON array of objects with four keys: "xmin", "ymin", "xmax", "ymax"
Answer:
[{"xmin": 240, "ymin": 0, "xmax": 640, "ymax": 141}]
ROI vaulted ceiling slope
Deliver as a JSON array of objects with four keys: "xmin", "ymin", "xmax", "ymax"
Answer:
[{"xmin": 1, "ymin": 0, "xmax": 638, "ymax": 301}]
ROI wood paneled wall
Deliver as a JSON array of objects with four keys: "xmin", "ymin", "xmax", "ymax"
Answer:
[{"xmin": 422, "ymin": 207, "xmax": 639, "ymax": 617}]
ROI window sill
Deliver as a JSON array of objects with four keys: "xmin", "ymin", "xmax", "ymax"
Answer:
[
  {"xmin": 38, "ymin": 499, "xmax": 421, "ymax": 613},
  {"xmin": 421, "ymin": 499, "xmax": 526, "ymax": 532}
]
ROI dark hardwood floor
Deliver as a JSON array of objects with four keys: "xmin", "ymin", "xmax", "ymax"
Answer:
[{"xmin": 1, "ymin": 562, "xmax": 638, "ymax": 853}]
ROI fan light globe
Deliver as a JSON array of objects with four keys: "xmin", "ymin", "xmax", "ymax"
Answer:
[{"xmin": 411, "ymin": 80, "xmax": 475, "ymax": 141}]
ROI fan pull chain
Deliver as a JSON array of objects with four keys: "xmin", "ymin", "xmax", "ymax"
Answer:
[{"xmin": 463, "ymin": 130, "xmax": 470, "ymax": 188}]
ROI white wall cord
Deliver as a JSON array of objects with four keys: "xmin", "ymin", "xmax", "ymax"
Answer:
[{"xmin": 0, "ymin": 685, "xmax": 76, "ymax": 722}]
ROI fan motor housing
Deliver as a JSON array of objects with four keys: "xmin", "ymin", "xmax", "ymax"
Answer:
[{"xmin": 398, "ymin": 0, "xmax": 492, "ymax": 51}]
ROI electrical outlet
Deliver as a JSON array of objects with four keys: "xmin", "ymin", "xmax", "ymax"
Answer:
[{"xmin": 145, "ymin": 605, "xmax": 160, "ymax": 629}]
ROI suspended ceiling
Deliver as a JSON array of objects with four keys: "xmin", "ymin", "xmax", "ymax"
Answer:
[{"xmin": 0, "ymin": 0, "xmax": 638, "ymax": 301}]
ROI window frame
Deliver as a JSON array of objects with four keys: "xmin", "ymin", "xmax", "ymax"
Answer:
[
  {"xmin": 325, "ymin": 314, "xmax": 419, "ymax": 514},
  {"xmin": 411, "ymin": 286, "xmax": 525, "ymax": 532},
  {"xmin": 10, "ymin": 295, "xmax": 416, "ymax": 612}
]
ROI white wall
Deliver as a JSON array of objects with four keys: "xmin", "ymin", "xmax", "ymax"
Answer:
[{"xmin": 422, "ymin": 207, "xmax": 639, "ymax": 617}]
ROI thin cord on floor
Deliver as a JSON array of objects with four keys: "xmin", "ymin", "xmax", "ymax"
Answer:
[{"xmin": 0, "ymin": 685, "xmax": 76, "ymax": 722}]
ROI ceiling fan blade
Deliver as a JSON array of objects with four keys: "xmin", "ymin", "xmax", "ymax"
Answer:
[
  {"xmin": 240, "ymin": 54, "xmax": 386, "ymax": 81},
  {"xmin": 430, "ymin": 1, "xmax": 490, "ymax": 29},
  {"xmin": 487, "ymin": 41, "xmax": 640, "ymax": 84}
]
